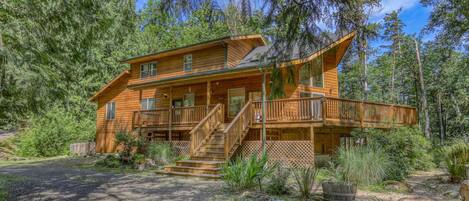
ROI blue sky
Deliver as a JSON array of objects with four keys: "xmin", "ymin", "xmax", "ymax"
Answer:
[{"xmin": 135, "ymin": 0, "xmax": 434, "ymax": 48}]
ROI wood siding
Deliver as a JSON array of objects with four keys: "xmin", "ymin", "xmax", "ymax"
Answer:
[{"xmin": 226, "ymin": 40, "xmax": 259, "ymax": 68}]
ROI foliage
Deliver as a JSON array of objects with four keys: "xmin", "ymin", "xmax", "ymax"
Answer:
[
  {"xmin": 145, "ymin": 142, "xmax": 175, "ymax": 165},
  {"xmin": 293, "ymin": 167, "xmax": 318, "ymax": 199},
  {"xmin": 221, "ymin": 154, "xmax": 274, "ymax": 191},
  {"xmin": 114, "ymin": 129, "xmax": 146, "ymax": 163},
  {"xmin": 133, "ymin": 153, "xmax": 146, "ymax": 165},
  {"xmin": 358, "ymin": 127, "xmax": 434, "ymax": 180},
  {"xmin": 266, "ymin": 165, "xmax": 291, "ymax": 195},
  {"xmin": 15, "ymin": 107, "xmax": 94, "ymax": 157},
  {"xmin": 95, "ymin": 154, "xmax": 121, "ymax": 168},
  {"xmin": 334, "ymin": 146, "xmax": 390, "ymax": 186},
  {"xmin": 441, "ymin": 143, "xmax": 469, "ymax": 182}
]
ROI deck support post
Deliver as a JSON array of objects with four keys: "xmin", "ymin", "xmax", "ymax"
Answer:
[
  {"xmin": 310, "ymin": 124, "xmax": 315, "ymax": 167},
  {"xmin": 168, "ymin": 86, "xmax": 173, "ymax": 142},
  {"xmin": 261, "ymin": 71, "xmax": 267, "ymax": 155},
  {"xmin": 206, "ymin": 81, "xmax": 211, "ymax": 112}
]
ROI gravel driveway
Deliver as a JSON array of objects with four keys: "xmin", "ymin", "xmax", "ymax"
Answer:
[{"xmin": 0, "ymin": 157, "xmax": 226, "ymax": 201}]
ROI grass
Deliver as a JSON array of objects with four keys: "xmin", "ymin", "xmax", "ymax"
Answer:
[
  {"xmin": 0, "ymin": 174, "xmax": 26, "ymax": 201},
  {"xmin": 0, "ymin": 156, "xmax": 69, "ymax": 167}
]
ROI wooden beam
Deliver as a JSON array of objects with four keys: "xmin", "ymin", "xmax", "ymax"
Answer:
[
  {"xmin": 206, "ymin": 81, "xmax": 211, "ymax": 108},
  {"xmin": 168, "ymin": 86, "xmax": 173, "ymax": 141},
  {"xmin": 310, "ymin": 124, "xmax": 315, "ymax": 167}
]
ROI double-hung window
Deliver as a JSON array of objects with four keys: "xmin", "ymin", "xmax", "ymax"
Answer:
[
  {"xmin": 141, "ymin": 98, "xmax": 156, "ymax": 110},
  {"xmin": 183, "ymin": 54, "xmax": 192, "ymax": 72},
  {"xmin": 140, "ymin": 62, "xmax": 157, "ymax": 78},
  {"xmin": 106, "ymin": 102, "xmax": 116, "ymax": 120},
  {"xmin": 299, "ymin": 57, "xmax": 323, "ymax": 88}
]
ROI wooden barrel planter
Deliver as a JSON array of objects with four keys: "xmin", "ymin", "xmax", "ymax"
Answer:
[{"xmin": 322, "ymin": 182, "xmax": 357, "ymax": 201}]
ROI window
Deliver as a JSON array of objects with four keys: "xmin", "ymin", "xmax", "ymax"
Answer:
[
  {"xmin": 299, "ymin": 57, "xmax": 323, "ymax": 87},
  {"xmin": 228, "ymin": 88, "xmax": 245, "ymax": 117},
  {"xmin": 183, "ymin": 93, "xmax": 195, "ymax": 107},
  {"xmin": 141, "ymin": 98, "xmax": 156, "ymax": 110},
  {"xmin": 140, "ymin": 62, "xmax": 157, "ymax": 78},
  {"xmin": 183, "ymin": 54, "xmax": 192, "ymax": 72},
  {"xmin": 106, "ymin": 102, "xmax": 116, "ymax": 120},
  {"xmin": 300, "ymin": 92, "xmax": 324, "ymax": 98}
]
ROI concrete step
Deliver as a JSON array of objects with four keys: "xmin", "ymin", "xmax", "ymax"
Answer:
[
  {"xmin": 164, "ymin": 165, "xmax": 221, "ymax": 175},
  {"xmin": 155, "ymin": 170, "xmax": 221, "ymax": 179},
  {"xmin": 176, "ymin": 160, "xmax": 225, "ymax": 168}
]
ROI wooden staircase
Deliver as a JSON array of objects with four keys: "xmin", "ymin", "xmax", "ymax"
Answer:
[{"xmin": 158, "ymin": 101, "xmax": 252, "ymax": 178}]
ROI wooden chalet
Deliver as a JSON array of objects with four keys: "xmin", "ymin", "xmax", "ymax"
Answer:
[{"xmin": 90, "ymin": 32, "xmax": 417, "ymax": 178}]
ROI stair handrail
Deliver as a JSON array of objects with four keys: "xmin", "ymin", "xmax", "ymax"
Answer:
[
  {"xmin": 223, "ymin": 100, "xmax": 252, "ymax": 159},
  {"xmin": 189, "ymin": 103, "xmax": 224, "ymax": 156}
]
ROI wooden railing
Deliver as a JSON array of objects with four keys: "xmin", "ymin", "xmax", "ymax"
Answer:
[
  {"xmin": 189, "ymin": 103, "xmax": 224, "ymax": 156},
  {"xmin": 252, "ymin": 97, "xmax": 323, "ymax": 123},
  {"xmin": 132, "ymin": 105, "xmax": 213, "ymax": 128},
  {"xmin": 224, "ymin": 100, "xmax": 252, "ymax": 159}
]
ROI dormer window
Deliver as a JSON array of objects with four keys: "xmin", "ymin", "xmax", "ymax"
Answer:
[
  {"xmin": 299, "ymin": 57, "xmax": 323, "ymax": 88},
  {"xmin": 183, "ymin": 54, "xmax": 192, "ymax": 72},
  {"xmin": 140, "ymin": 62, "xmax": 157, "ymax": 78}
]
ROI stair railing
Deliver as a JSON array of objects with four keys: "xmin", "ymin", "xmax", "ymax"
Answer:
[
  {"xmin": 223, "ymin": 100, "xmax": 252, "ymax": 159},
  {"xmin": 189, "ymin": 103, "xmax": 224, "ymax": 156}
]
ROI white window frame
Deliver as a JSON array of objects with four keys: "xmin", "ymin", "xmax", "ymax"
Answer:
[
  {"xmin": 140, "ymin": 98, "xmax": 157, "ymax": 110},
  {"xmin": 140, "ymin": 62, "xmax": 157, "ymax": 79},
  {"xmin": 183, "ymin": 54, "xmax": 192, "ymax": 72},
  {"xmin": 299, "ymin": 55, "xmax": 324, "ymax": 88},
  {"xmin": 105, "ymin": 101, "xmax": 116, "ymax": 120}
]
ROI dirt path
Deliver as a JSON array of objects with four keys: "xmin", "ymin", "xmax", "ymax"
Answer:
[{"xmin": 0, "ymin": 157, "xmax": 225, "ymax": 201}]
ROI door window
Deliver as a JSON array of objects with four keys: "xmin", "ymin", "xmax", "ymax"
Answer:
[{"xmin": 228, "ymin": 88, "xmax": 245, "ymax": 117}]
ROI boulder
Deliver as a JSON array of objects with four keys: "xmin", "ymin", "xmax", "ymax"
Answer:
[{"xmin": 461, "ymin": 180, "xmax": 469, "ymax": 201}]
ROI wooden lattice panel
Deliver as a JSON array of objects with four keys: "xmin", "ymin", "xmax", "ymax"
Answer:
[
  {"xmin": 235, "ymin": 141, "xmax": 314, "ymax": 168},
  {"xmin": 169, "ymin": 141, "xmax": 190, "ymax": 156}
]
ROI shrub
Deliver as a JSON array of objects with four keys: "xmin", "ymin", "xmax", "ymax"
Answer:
[
  {"xmin": 15, "ymin": 107, "xmax": 94, "ymax": 157},
  {"xmin": 114, "ymin": 129, "xmax": 147, "ymax": 163},
  {"xmin": 335, "ymin": 146, "xmax": 390, "ymax": 186},
  {"xmin": 145, "ymin": 143, "xmax": 175, "ymax": 165},
  {"xmin": 266, "ymin": 165, "xmax": 290, "ymax": 195},
  {"xmin": 95, "ymin": 154, "xmax": 121, "ymax": 168},
  {"xmin": 293, "ymin": 167, "xmax": 318, "ymax": 199},
  {"xmin": 356, "ymin": 127, "xmax": 434, "ymax": 180},
  {"xmin": 221, "ymin": 154, "xmax": 274, "ymax": 191},
  {"xmin": 442, "ymin": 143, "xmax": 469, "ymax": 182}
]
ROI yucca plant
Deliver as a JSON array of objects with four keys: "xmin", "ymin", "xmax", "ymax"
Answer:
[
  {"xmin": 293, "ymin": 167, "xmax": 318, "ymax": 199},
  {"xmin": 267, "ymin": 164, "xmax": 291, "ymax": 195},
  {"xmin": 335, "ymin": 146, "xmax": 390, "ymax": 186},
  {"xmin": 221, "ymin": 154, "xmax": 274, "ymax": 191},
  {"xmin": 442, "ymin": 143, "xmax": 469, "ymax": 182}
]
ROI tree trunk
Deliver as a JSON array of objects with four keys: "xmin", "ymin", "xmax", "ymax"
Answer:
[
  {"xmin": 437, "ymin": 93, "xmax": 445, "ymax": 145},
  {"xmin": 391, "ymin": 51, "xmax": 396, "ymax": 103},
  {"xmin": 414, "ymin": 39, "xmax": 431, "ymax": 139},
  {"xmin": 450, "ymin": 94, "xmax": 468, "ymax": 142}
]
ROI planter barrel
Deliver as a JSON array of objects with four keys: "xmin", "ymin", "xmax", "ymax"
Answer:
[{"xmin": 322, "ymin": 182, "xmax": 357, "ymax": 201}]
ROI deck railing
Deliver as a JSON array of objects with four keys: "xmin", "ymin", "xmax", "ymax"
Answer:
[
  {"xmin": 189, "ymin": 103, "xmax": 224, "ymax": 156},
  {"xmin": 224, "ymin": 100, "xmax": 252, "ymax": 158},
  {"xmin": 252, "ymin": 97, "xmax": 323, "ymax": 123},
  {"xmin": 132, "ymin": 105, "xmax": 214, "ymax": 128}
]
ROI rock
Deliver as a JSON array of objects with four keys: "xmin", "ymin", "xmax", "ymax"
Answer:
[{"xmin": 461, "ymin": 180, "xmax": 469, "ymax": 201}]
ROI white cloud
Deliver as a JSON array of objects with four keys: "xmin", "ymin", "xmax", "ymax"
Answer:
[{"xmin": 372, "ymin": 0, "xmax": 419, "ymax": 17}]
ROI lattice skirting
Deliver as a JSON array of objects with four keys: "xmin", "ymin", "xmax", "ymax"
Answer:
[
  {"xmin": 168, "ymin": 141, "xmax": 190, "ymax": 156},
  {"xmin": 234, "ymin": 141, "xmax": 315, "ymax": 168}
]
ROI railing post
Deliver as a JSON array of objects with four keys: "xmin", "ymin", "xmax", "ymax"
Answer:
[
  {"xmin": 360, "ymin": 101, "xmax": 364, "ymax": 128},
  {"xmin": 390, "ymin": 105, "xmax": 395, "ymax": 127},
  {"xmin": 322, "ymin": 97, "xmax": 327, "ymax": 125}
]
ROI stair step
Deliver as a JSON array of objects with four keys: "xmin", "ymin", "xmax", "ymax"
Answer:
[
  {"xmin": 176, "ymin": 160, "xmax": 225, "ymax": 168},
  {"xmin": 164, "ymin": 165, "xmax": 221, "ymax": 175},
  {"xmin": 191, "ymin": 156, "xmax": 226, "ymax": 161},
  {"xmin": 199, "ymin": 147, "xmax": 224, "ymax": 153},
  {"xmin": 155, "ymin": 170, "xmax": 221, "ymax": 179}
]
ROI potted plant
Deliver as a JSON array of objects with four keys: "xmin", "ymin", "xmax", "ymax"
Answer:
[
  {"xmin": 322, "ymin": 163, "xmax": 357, "ymax": 201},
  {"xmin": 133, "ymin": 153, "xmax": 146, "ymax": 171}
]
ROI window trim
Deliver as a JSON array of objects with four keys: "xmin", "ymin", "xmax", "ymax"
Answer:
[
  {"xmin": 228, "ymin": 87, "xmax": 246, "ymax": 118},
  {"xmin": 183, "ymin": 54, "xmax": 192, "ymax": 72},
  {"xmin": 105, "ymin": 101, "xmax": 116, "ymax": 120},
  {"xmin": 140, "ymin": 62, "xmax": 157, "ymax": 79},
  {"xmin": 140, "ymin": 98, "xmax": 157, "ymax": 111}
]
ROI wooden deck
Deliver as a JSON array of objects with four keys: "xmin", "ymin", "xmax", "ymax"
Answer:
[{"xmin": 132, "ymin": 97, "xmax": 417, "ymax": 130}]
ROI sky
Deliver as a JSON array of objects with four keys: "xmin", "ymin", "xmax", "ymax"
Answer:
[{"xmin": 135, "ymin": 0, "xmax": 435, "ymax": 48}]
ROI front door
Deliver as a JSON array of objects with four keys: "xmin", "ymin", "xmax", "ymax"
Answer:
[
  {"xmin": 228, "ymin": 88, "xmax": 246, "ymax": 118},
  {"xmin": 300, "ymin": 92, "xmax": 324, "ymax": 119}
]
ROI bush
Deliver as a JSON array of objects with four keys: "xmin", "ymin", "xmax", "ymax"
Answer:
[
  {"xmin": 15, "ymin": 107, "xmax": 94, "ymax": 157},
  {"xmin": 293, "ymin": 167, "xmax": 318, "ymax": 199},
  {"xmin": 442, "ymin": 143, "xmax": 469, "ymax": 182},
  {"xmin": 221, "ymin": 154, "xmax": 274, "ymax": 191},
  {"xmin": 335, "ymin": 146, "xmax": 390, "ymax": 186},
  {"xmin": 145, "ymin": 143, "xmax": 175, "ymax": 165},
  {"xmin": 266, "ymin": 165, "xmax": 290, "ymax": 195},
  {"xmin": 95, "ymin": 154, "xmax": 121, "ymax": 168},
  {"xmin": 114, "ymin": 129, "xmax": 147, "ymax": 163},
  {"xmin": 356, "ymin": 127, "xmax": 434, "ymax": 180}
]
